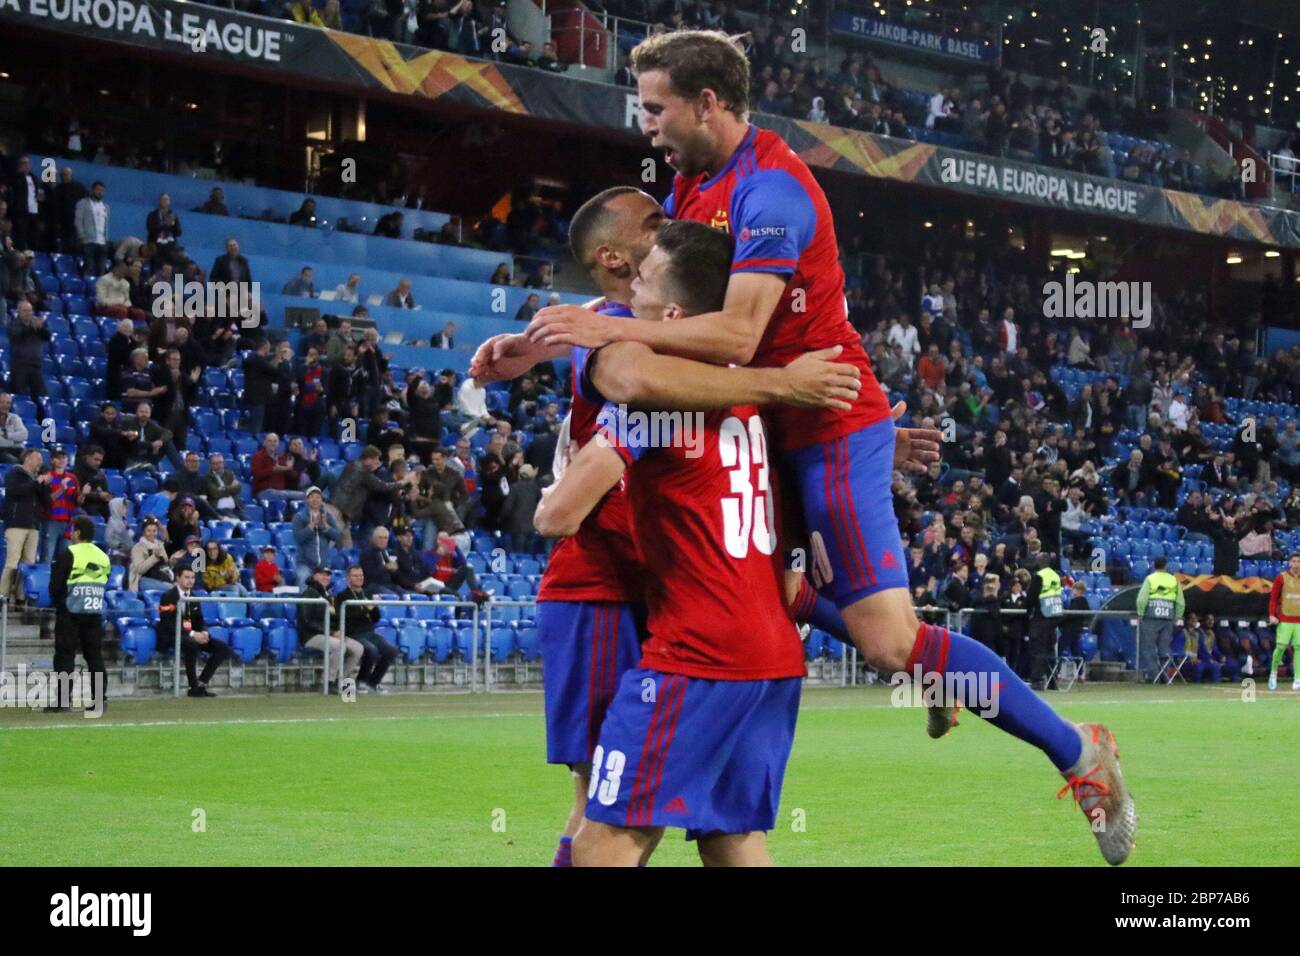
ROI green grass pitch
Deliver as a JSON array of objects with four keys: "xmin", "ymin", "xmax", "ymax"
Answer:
[{"xmin": 1, "ymin": 682, "xmax": 1295, "ymax": 866}]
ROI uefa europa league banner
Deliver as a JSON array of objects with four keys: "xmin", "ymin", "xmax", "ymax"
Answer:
[{"xmin": 6, "ymin": 0, "xmax": 1300, "ymax": 247}]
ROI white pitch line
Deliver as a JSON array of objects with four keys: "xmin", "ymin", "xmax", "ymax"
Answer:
[
  {"xmin": 0, "ymin": 713, "xmax": 539, "ymax": 732},
  {"xmin": 1, "ymin": 692, "xmax": 1292, "ymax": 731}
]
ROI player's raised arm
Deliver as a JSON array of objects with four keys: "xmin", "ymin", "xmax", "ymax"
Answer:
[
  {"xmin": 468, "ymin": 332, "xmax": 567, "ymax": 384},
  {"xmin": 527, "ymin": 272, "xmax": 783, "ymax": 367},
  {"xmin": 533, "ymin": 435, "xmax": 628, "ymax": 538},
  {"xmin": 588, "ymin": 340, "xmax": 861, "ymax": 411}
]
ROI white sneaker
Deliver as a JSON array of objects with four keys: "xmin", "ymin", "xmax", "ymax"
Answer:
[
  {"xmin": 1058, "ymin": 723, "xmax": 1138, "ymax": 866},
  {"xmin": 1268, "ymin": 674, "xmax": 1278, "ymax": 691},
  {"xmin": 1292, "ymin": 678, "xmax": 1300, "ymax": 691},
  {"xmin": 373, "ymin": 684, "xmax": 391, "ymax": 695},
  {"xmin": 356, "ymin": 683, "xmax": 372, "ymax": 694}
]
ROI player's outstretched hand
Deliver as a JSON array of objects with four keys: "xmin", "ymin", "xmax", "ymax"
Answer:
[
  {"xmin": 469, "ymin": 333, "xmax": 537, "ymax": 384},
  {"xmin": 891, "ymin": 401, "xmax": 943, "ymax": 473},
  {"xmin": 782, "ymin": 345, "xmax": 862, "ymax": 410},
  {"xmin": 526, "ymin": 304, "xmax": 617, "ymax": 348}
]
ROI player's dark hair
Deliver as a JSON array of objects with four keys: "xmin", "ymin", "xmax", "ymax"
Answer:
[
  {"xmin": 569, "ymin": 186, "xmax": 645, "ymax": 271},
  {"xmin": 1153, "ymin": 556, "xmax": 1167, "ymax": 570},
  {"xmin": 72, "ymin": 515, "xmax": 95, "ymax": 542},
  {"xmin": 653, "ymin": 219, "xmax": 735, "ymax": 315},
  {"xmin": 630, "ymin": 30, "xmax": 750, "ymax": 116}
]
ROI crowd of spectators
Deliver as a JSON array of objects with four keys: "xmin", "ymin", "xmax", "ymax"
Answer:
[
  {"xmin": 4, "ymin": 132, "xmax": 1297, "ymax": 686},
  {"xmin": 0, "ymin": 154, "xmax": 570, "ymax": 632},
  {"xmin": 836, "ymin": 228, "xmax": 1298, "ymax": 678}
]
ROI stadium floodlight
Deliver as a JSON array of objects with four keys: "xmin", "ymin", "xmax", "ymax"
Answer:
[
  {"xmin": 1050, "ymin": 248, "xmax": 1074, "ymax": 257},
  {"xmin": 1068, "ymin": 251, "xmax": 1087, "ymax": 259},
  {"xmin": 1266, "ymin": 251, "xmax": 1281, "ymax": 258},
  {"xmin": 1226, "ymin": 254, "xmax": 1244, "ymax": 265}
]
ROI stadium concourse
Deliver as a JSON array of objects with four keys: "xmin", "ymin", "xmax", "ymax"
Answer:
[{"xmin": 0, "ymin": 149, "xmax": 1299, "ymax": 693}]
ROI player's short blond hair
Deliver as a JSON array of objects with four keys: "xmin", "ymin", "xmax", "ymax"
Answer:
[{"xmin": 630, "ymin": 29, "xmax": 751, "ymax": 116}]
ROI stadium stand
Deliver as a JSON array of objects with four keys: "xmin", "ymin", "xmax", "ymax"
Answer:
[{"xmin": 0, "ymin": 0, "xmax": 1297, "ymax": 698}]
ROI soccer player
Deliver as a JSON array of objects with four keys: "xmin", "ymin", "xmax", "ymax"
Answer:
[
  {"xmin": 481, "ymin": 186, "xmax": 863, "ymax": 866},
  {"xmin": 536, "ymin": 219, "xmax": 806, "ymax": 865},
  {"xmin": 1267, "ymin": 552, "xmax": 1300, "ymax": 691},
  {"xmin": 525, "ymin": 30, "xmax": 1136, "ymax": 864}
]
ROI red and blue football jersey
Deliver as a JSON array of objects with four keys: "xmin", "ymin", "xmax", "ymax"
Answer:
[
  {"xmin": 596, "ymin": 399, "xmax": 805, "ymax": 681},
  {"xmin": 666, "ymin": 124, "xmax": 891, "ymax": 451},
  {"xmin": 536, "ymin": 302, "xmax": 644, "ymax": 604}
]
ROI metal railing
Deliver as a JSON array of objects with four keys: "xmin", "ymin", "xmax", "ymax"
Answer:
[
  {"xmin": 11, "ymin": 589, "xmax": 1279, "ymax": 699},
  {"xmin": 173, "ymin": 595, "xmax": 332, "ymax": 698},
  {"xmin": 1268, "ymin": 151, "xmax": 1300, "ymax": 195},
  {"xmin": 338, "ymin": 596, "xmax": 483, "ymax": 693}
]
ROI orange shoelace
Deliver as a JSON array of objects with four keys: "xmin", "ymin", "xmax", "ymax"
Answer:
[
  {"xmin": 1056, "ymin": 725, "xmax": 1118, "ymax": 808},
  {"xmin": 1057, "ymin": 765, "xmax": 1110, "ymax": 808}
]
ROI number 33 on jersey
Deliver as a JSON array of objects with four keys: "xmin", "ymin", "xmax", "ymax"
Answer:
[{"xmin": 598, "ymin": 404, "xmax": 805, "ymax": 683}]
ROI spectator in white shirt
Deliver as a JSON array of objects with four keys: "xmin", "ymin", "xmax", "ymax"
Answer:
[
  {"xmin": 926, "ymin": 88, "xmax": 955, "ymax": 130},
  {"xmin": 1168, "ymin": 394, "xmax": 1190, "ymax": 432},
  {"xmin": 456, "ymin": 377, "xmax": 496, "ymax": 436},
  {"xmin": 74, "ymin": 181, "xmax": 110, "ymax": 278},
  {"xmin": 334, "ymin": 273, "xmax": 362, "ymax": 303},
  {"xmin": 95, "ymin": 262, "xmax": 134, "ymax": 311},
  {"xmin": 0, "ymin": 392, "xmax": 30, "ymax": 464},
  {"xmin": 998, "ymin": 307, "xmax": 1019, "ymax": 354},
  {"xmin": 887, "ymin": 315, "xmax": 921, "ymax": 370}
]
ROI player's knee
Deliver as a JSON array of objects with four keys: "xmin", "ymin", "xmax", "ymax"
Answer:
[
  {"xmin": 843, "ymin": 595, "xmax": 918, "ymax": 673},
  {"xmin": 696, "ymin": 840, "xmax": 727, "ymax": 867},
  {"xmin": 570, "ymin": 825, "xmax": 601, "ymax": 867}
]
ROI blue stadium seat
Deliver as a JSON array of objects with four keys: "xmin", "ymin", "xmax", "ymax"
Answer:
[
  {"xmin": 228, "ymin": 625, "xmax": 264, "ymax": 663},
  {"xmin": 488, "ymin": 626, "xmax": 516, "ymax": 659},
  {"xmin": 428, "ymin": 625, "xmax": 455, "ymax": 662},
  {"xmin": 515, "ymin": 625, "xmax": 540, "ymax": 661},
  {"xmin": 20, "ymin": 564, "xmax": 51, "ymax": 607},
  {"xmin": 215, "ymin": 601, "xmax": 251, "ymax": 625},
  {"xmin": 408, "ymin": 602, "xmax": 443, "ymax": 621},
  {"xmin": 120, "ymin": 626, "xmax": 157, "ymax": 665},
  {"xmin": 490, "ymin": 603, "xmax": 522, "ymax": 623},
  {"xmin": 513, "ymin": 557, "xmax": 542, "ymax": 576},
  {"xmin": 397, "ymin": 624, "xmax": 427, "ymax": 663}
]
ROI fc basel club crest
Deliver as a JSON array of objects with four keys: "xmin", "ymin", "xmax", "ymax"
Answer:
[{"xmin": 709, "ymin": 209, "xmax": 729, "ymax": 233}]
